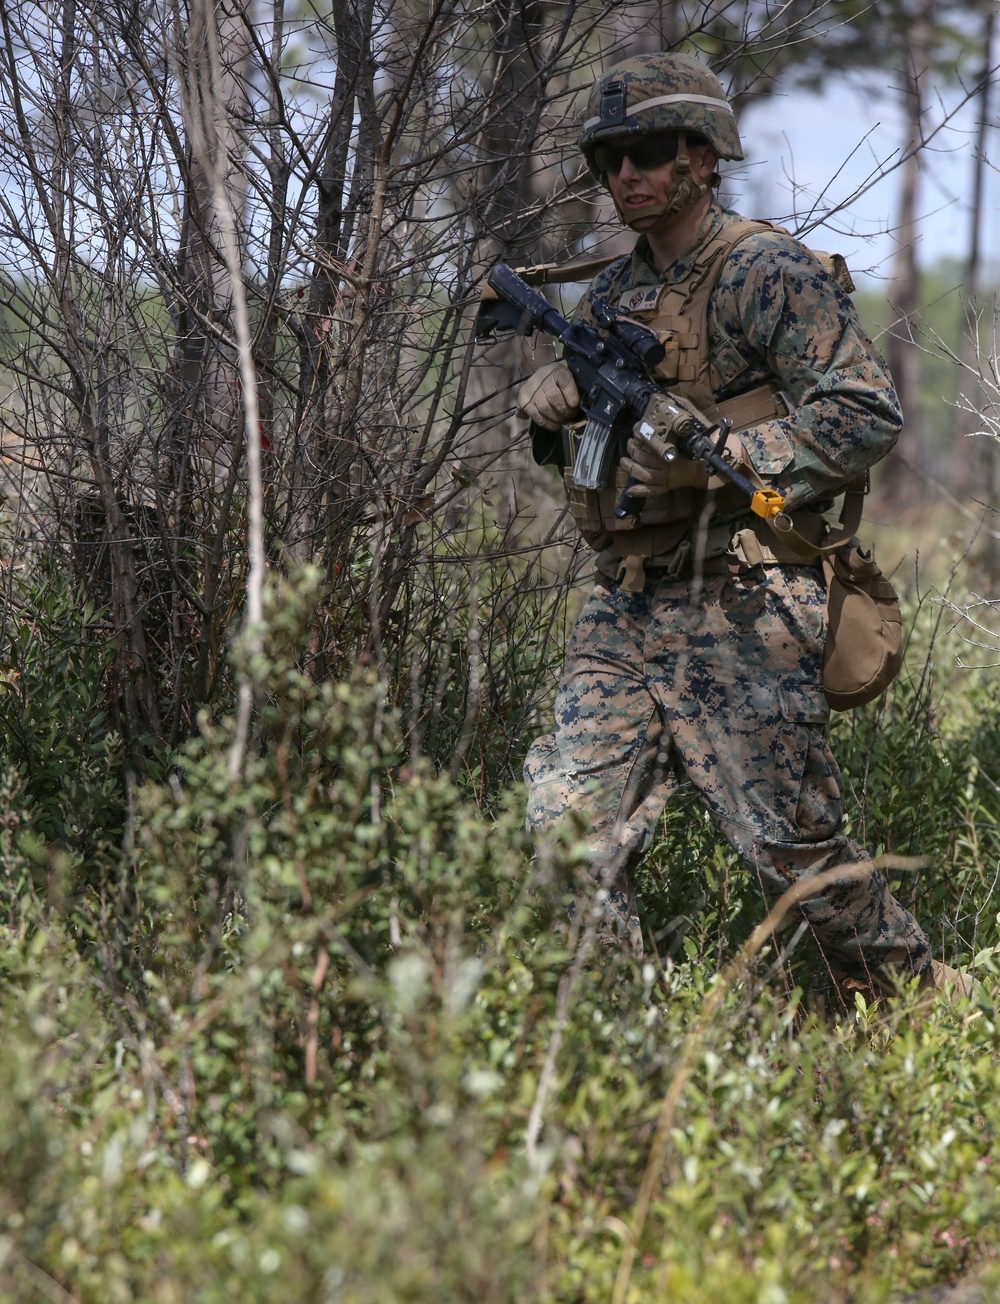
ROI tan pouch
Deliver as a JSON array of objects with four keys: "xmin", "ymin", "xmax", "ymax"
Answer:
[{"xmin": 821, "ymin": 541, "xmax": 903, "ymax": 711}]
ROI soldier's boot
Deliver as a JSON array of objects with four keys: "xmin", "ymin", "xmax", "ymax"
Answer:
[
  {"xmin": 921, "ymin": 961, "xmax": 988, "ymax": 1010},
  {"xmin": 826, "ymin": 962, "xmax": 885, "ymax": 1011},
  {"xmin": 828, "ymin": 959, "xmax": 988, "ymax": 1014}
]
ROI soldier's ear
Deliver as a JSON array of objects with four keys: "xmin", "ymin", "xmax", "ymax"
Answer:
[{"xmin": 694, "ymin": 144, "xmax": 718, "ymax": 182}]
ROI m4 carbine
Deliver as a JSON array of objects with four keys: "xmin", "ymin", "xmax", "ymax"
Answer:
[{"xmin": 477, "ymin": 262, "xmax": 785, "ymax": 523}]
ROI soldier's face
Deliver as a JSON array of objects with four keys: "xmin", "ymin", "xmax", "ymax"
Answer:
[{"xmin": 606, "ymin": 143, "xmax": 717, "ymax": 233}]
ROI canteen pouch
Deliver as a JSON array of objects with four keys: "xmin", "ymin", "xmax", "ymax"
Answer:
[{"xmin": 821, "ymin": 541, "xmax": 903, "ymax": 711}]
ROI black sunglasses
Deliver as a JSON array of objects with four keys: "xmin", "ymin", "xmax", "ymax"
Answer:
[{"xmin": 592, "ymin": 136, "xmax": 681, "ymax": 175}]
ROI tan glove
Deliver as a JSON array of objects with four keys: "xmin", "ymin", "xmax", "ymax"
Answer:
[
  {"xmin": 619, "ymin": 429, "xmax": 709, "ymax": 497},
  {"xmin": 516, "ymin": 362, "xmax": 581, "ymax": 431}
]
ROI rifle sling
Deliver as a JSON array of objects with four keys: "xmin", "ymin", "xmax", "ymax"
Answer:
[{"xmin": 478, "ymin": 256, "xmax": 619, "ymax": 301}]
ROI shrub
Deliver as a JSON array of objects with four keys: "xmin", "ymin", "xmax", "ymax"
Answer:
[{"xmin": 2, "ymin": 567, "xmax": 1000, "ymax": 1302}]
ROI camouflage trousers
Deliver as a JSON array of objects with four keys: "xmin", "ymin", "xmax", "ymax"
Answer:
[{"xmin": 525, "ymin": 566, "xmax": 931, "ymax": 977}]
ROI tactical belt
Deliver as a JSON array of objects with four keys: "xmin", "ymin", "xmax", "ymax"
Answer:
[{"xmin": 603, "ymin": 510, "xmax": 829, "ymax": 590}]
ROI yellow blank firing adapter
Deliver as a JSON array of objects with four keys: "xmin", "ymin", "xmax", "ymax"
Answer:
[{"xmin": 749, "ymin": 488, "xmax": 786, "ymax": 521}]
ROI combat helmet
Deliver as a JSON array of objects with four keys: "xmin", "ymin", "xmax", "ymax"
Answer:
[{"xmin": 579, "ymin": 52, "xmax": 744, "ymax": 180}]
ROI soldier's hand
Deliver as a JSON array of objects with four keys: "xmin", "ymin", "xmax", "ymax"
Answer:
[
  {"xmin": 516, "ymin": 363, "xmax": 581, "ymax": 431},
  {"xmin": 620, "ymin": 434, "xmax": 709, "ymax": 496}
]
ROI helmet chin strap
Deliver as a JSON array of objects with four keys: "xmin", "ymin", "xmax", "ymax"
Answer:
[
  {"xmin": 664, "ymin": 132, "xmax": 709, "ymax": 215},
  {"xmin": 609, "ymin": 131, "xmax": 710, "ymax": 228}
]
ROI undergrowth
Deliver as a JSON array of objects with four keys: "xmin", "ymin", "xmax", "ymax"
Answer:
[{"xmin": 1, "ymin": 565, "xmax": 999, "ymax": 1303}]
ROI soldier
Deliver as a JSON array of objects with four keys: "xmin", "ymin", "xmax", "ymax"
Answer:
[{"xmin": 518, "ymin": 51, "xmax": 970, "ymax": 997}]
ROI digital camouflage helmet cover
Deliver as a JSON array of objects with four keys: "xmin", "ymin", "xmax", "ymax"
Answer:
[{"xmin": 579, "ymin": 52, "xmax": 744, "ymax": 181}]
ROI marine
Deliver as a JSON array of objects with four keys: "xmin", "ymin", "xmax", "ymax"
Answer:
[{"xmin": 517, "ymin": 51, "xmax": 974, "ymax": 999}]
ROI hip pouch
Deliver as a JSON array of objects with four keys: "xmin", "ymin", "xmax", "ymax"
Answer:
[{"xmin": 821, "ymin": 542, "xmax": 903, "ymax": 711}]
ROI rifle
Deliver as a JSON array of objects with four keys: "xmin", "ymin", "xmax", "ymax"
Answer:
[{"xmin": 477, "ymin": 262, "xmax": 786, "ymax": 524}]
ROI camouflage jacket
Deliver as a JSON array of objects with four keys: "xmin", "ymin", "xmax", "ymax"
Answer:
[{"xmin": 566, "ymin": 202, "xmax": 902, "ymax": 513}]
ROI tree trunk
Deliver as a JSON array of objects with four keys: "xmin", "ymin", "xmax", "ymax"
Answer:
[
  {"xmin": 951, "ymin": 6, "xmax": 994, "ymax": 523},
  {"xmin": 282, "ymin": 0, "xmax": 371, "ymax": 566},
  {"xmin": 172, "ymin": 0, "xmax": 253, "ymax": 482},
  {"xmin": 882, "ymin": 0, "xmax": 933, "ymax": 512}
]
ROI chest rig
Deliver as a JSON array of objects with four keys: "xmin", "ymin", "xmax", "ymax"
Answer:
[{"xmin": 564, "ymin": 219, "xmax": 794, "ymax": 588}]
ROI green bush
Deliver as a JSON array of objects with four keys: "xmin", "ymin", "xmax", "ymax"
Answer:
[
  {"xmin": 2, "ymin": 566, "xmax": 1000, "ymax": 1302},
  {"xmin": 0, "ymin": 566, "xmax": 124, "ymax": 944}
]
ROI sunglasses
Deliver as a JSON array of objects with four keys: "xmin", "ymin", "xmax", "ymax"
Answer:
[{"xmin": 592, "ymin": 136, "xmax": 681, "ymax": 175}]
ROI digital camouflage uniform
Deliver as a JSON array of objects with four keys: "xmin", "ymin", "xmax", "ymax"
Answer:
[{"xmin": 525, "ymin": 202, "xmax": 932, "ymax": 979}]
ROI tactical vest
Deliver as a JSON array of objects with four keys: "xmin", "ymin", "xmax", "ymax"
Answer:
[{"xmin": 563, "ymin": 219, "xmax": 823, "ymax": 588}]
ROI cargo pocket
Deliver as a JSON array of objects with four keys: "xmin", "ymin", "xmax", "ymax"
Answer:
[
  {"xmin": 709, "ymin": 337, "xmax": 750, "ymax": 392},
  {"xmin": 741, "ymin": 421, "xmax": 795, "ymax": 477},
  {"xmin": 772, "ymin": 685, "xmax": 836, "ymax": 839}
]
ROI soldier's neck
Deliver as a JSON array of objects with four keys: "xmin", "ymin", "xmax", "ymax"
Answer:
[{"xmin": 645, "ymin": 193, "xmax": 715, "ymax": 273}]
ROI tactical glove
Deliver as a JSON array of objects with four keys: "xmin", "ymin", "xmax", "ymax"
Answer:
[
  {"xmin": 516, "ymin": 362, "xmax": 581, "ymax": 431},
  {"xmin": 619, "ymin": 432, "xmax": 709, "ymax": 496}
]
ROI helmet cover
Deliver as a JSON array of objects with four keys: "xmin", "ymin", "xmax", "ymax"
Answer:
[{"xmin": 579, "ymin": 52, "xmax": 744, "ymax": 177}]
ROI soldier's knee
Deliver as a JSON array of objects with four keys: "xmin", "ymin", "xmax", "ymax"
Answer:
[{"xmin": 523, "ymin": 733, "xmax": 558, "ymax": 788}]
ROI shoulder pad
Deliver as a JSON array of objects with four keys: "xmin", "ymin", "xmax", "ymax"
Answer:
[{"xmin": 724, "ymin": 220, "xmax": 856, "ymax": 295}]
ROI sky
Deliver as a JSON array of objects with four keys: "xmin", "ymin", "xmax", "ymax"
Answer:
[{"xmin": 731, "ymin": 78, "xmax": 998, "ymax": 291}]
